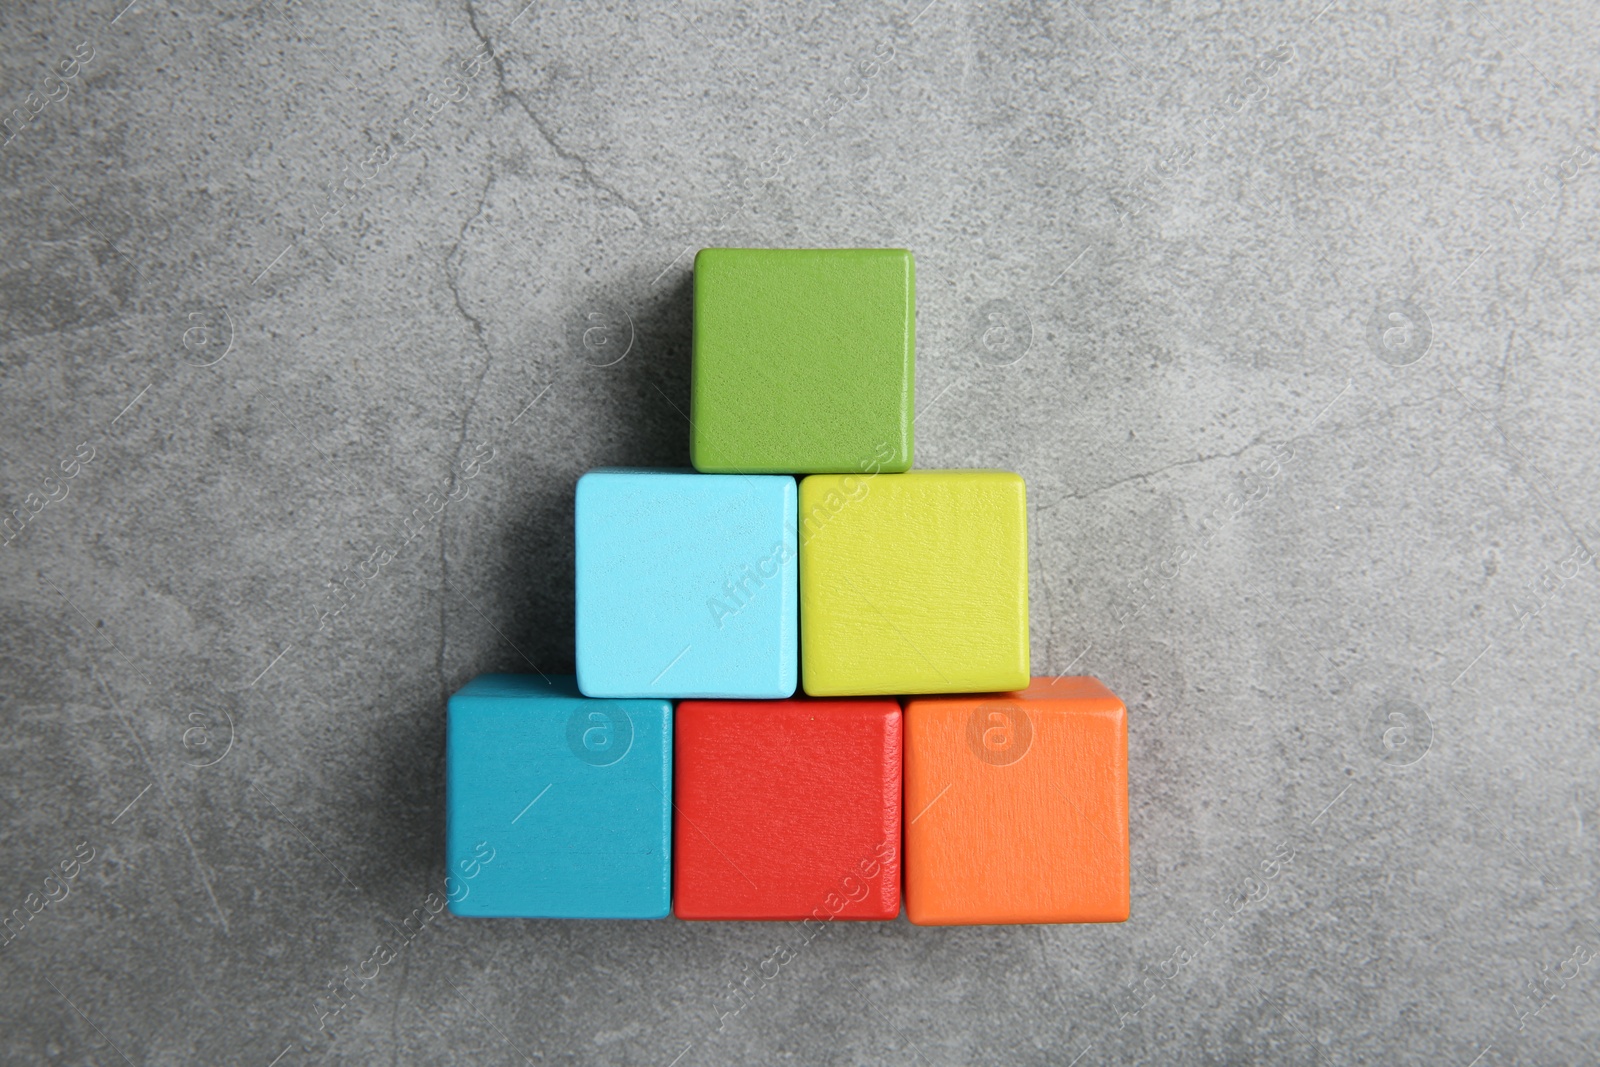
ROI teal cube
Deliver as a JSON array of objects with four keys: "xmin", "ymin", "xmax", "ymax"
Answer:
[{"xmin": 445, "ymin": 674, "xmax": 671, "ymax": 918}]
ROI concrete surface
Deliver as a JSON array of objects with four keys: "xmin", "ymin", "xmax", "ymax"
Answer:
[{"xmin": 2, "ymin": 0, "xmax": 1599, "ymax": 1063}]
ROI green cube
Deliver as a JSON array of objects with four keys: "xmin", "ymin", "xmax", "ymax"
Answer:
[{"xmin": 691, "ymin": 248, "xmax": 914, "ymax": 474}]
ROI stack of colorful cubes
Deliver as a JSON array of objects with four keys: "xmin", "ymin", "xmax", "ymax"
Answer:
[{"xmin": 446, "ymin": 249, "xmax": 1129, "ymax": 925}]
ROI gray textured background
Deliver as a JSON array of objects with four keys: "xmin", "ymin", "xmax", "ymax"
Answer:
[{"xmin": 2, "ymin": 0, "xmax": 1598, "ymax": 1063}]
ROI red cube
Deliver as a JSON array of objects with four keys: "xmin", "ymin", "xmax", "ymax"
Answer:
[{"xmin": 673, "ymin": 699, "xmax": 902, "ymax": 920}]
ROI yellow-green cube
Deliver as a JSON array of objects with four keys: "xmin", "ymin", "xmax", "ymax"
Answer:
[{"xmin": 799, "ymin": 470, "xmax": 1030, "ymax": 696}]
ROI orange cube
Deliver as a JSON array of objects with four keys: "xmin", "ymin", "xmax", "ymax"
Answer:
[{"xmin": 904, "ymin": 677, "xmax": 1129, "ymax": 925}]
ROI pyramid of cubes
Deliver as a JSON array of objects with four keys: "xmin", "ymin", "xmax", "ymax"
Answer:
[{"xmin": 445, "ymin": 249, "xmax": 1129, "ymax": 924}]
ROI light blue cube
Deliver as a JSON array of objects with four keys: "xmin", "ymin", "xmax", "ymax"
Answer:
[
  {"xmin": 445, "ymin": 674, "xmax": 671, "ymax": 918},
  {"xmin": 575, "ymin": 468, "xmax": 798, "ymax": 698}
]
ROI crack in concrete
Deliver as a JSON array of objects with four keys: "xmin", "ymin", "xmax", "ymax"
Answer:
[
  {"xmin": 1497, "ymin": 327, "xmax": 1517, "ymax": 402},
  {"xmin": 1467, "ymin": 401, "xmax": 1593, "ymax": 560},
  {"xmin": 443, "ymin": 168, "xmax": 497, "ymax": 351},
  {"xmin": 463, "ymin": 0, "xmax": 645, "ymax": 223},
  {"xmin": 508, "ymin": 88, "xmax": 645, "ymax": 221},
  {"xmin": 1039, "ymin": 435, "xmax": 1267, "ymax": 510},
  {"xmin": 437, "ymin": 163, "xmax": 499, "ymax": 702},
  {"xmin": 1318, "ymin": 389, "xmax": 1453, "ymax": 437},
  {"xmin": 1037, "ymin": 384, "xmax": 1498, "ymax": 515}
]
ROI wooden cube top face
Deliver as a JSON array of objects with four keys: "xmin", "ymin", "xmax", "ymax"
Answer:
[
  {"xmin": 574, "ymin": 469, "xmax": 798, "ymax": 699},
  {"xmin": 672, "ymin": 699, "xmax": 902, "ymax": 920},
  {"xmin": 445, "ymin": 675, "xmax": 673, "ymax": 919},
  {"xmin": 691, "ymin": 248, "xmax": 914, "ymax": 474},
  {"xmin": 904, "ymin": 677, "xmax": 1128, "ymax": 925},
  {"xmin": 798, "ymin": 470, "xmax": 1029, "ymax": 696}
]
